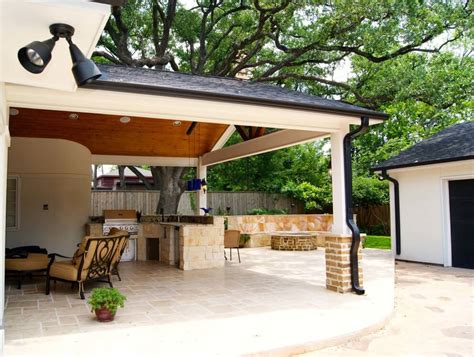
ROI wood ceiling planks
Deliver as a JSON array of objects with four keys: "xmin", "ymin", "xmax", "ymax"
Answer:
[{"xmin": 9, "ymin": 108, "xmax": 230, "ymax": 158}]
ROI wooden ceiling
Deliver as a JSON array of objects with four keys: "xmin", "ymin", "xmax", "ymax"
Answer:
[{"xmin": 9, "ymin": 108, "xmax": 230, "ymax": 157}]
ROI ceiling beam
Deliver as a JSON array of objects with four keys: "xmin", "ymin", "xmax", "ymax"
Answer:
[
  {"xmin": 92, "ymin": 155, "xmax": 198, "ymax": 167},
  {"xmin": 202, "ymin": 129, "xmax": 327, "ymax": 166},
  {"xmin": 211, "ymin": 125, "xmax": 235, "ymax": 151},
  {"xmin": 235, "ymin": 125, "xmax": 249, "ymax": 141}
]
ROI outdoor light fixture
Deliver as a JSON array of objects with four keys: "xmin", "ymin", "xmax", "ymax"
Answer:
[
  {"xmin": 18, "ymin": 23, "xmax": 101, "ymax": 86},
  {"xmin": 201, "ymin": 178, "xmax": 208, "ymax": 193}
]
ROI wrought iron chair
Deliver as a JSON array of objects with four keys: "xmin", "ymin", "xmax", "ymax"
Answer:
[
  {"xmin": 224, "ymin": 230, "xmax": 241, "ymax": 263},
  {"xmin": 107, "ymin": 228, "xmax": 130, "ymax": 281},
  {"xmin": 45, "ymin": 232, "xmax": 128, "ymax": 299}
]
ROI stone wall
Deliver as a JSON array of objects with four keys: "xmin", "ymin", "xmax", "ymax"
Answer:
[
  {"xmin": 179, "ymin": 216, "xmax": 225, "ymax": 271},
  {"xmin": 227, "ymin": 214, "xmax": 333, "ymax": 234}
]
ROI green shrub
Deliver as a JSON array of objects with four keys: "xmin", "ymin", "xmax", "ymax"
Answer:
[
  {"xmin": 87, "ymin": 288, "xmax": 126, "ymax": 314},
  {"xmin": 246, "ymin": 208, "xmax": 288, "ymax": 215},
  {"xmin": 281, "ymin": 181, "xmax": 332, "ymax": 212}
]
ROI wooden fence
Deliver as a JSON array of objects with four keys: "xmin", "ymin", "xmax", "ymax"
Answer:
[
  {"xmin": 354, "ymin": 204, "xmax": 391, "ymax": 235},
  {"xmin": 90, "ymin": 190, "xmax": 304, "ymax": 216}
]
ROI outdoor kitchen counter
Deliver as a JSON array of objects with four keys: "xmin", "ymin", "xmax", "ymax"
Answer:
[{"xmin": 137, "ymin": 217, "xmax": 225, "ymax": 271}]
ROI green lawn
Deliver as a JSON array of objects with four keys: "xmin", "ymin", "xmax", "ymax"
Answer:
[{"xmin": 363, "ymin": 235, "xmax": 391, "ymax": 250}]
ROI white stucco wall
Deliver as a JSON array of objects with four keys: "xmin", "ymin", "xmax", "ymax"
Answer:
[
  {"xmin": 0, "ymin": 81, "xmax": 8, "ymax": 352},
  {"xmin": 6, "ymin": 138, "xmax": 91, "ymax": 255},
  {"xmin": 388, "ymin": 160, "xmax": 474, "ymax": 265}
]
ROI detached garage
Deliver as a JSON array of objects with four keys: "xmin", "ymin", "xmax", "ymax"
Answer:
[{"xmin": 373, "ymin": 122, "xmax": 474, "ymax": 268}]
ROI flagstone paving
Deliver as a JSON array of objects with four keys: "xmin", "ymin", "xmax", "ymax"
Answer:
[{"xmin": 4, "ymin": 248, "xmax": 393, "ymax": 356}]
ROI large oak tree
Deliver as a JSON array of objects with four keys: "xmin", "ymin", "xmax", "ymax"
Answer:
[{"xmin": 94, "ymin": 0, "xmax": 472, "ymax": 213}]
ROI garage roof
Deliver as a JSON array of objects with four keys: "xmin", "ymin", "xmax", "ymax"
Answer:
[
  {"xmin": 372, "ymin": 122, "xmax": 474, "ymax": 171},
  {"xmin": 85, "ymin": 64, "xmax": 388, "ymax": 120}
]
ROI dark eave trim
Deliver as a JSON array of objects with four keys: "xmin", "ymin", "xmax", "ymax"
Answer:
[
  {"xmin": 92, "ymin": 0, "xmax": 128, "ymax": 5},
  {"xmin": 372, "ymin": 155, "xmax": 474, "ymax": 172},
  {"xmin": 84, "ymin": 80, "xmax": 389, "ymax": 121}
]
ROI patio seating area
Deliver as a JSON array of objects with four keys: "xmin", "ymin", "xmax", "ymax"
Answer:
[{"xmin": 4, "ymin": 247, "xmax": 393, "ymax": 356}]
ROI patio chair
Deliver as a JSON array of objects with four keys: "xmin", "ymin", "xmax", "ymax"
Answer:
[
  {"xmin": 45, "ymin": 231, "xmax": 128, "ymax": 299},
  {"xmin": 107, "ymin": 228, "xmax": 130, "ymax": 281},
  {"xmin": 224, "ymin": 230, "xmax": 241, "ymax": 263}
]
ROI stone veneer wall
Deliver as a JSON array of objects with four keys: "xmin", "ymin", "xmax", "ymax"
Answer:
[
  {"xmin": 226, "ymin": 214, "xmax": 333, "ymax": 234},
  {"xmin": 325, "ymin": 235, "xmax": 363, "ymax": 293},
  {"xmin": 179, "ymin": 216, "xmax": 225, "ymax": 270}
]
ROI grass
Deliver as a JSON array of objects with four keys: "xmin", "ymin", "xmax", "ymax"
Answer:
[{"xmin": 363, "ymin": 235, "xmax": 391, "ymax": 250}]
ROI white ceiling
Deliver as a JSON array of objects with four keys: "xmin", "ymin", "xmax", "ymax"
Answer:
[{"xmin": 0, "ymin": 0, "xmax": 110, "ymax": 92}]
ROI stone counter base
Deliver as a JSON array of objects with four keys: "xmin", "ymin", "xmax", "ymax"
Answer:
[{"xmin": 271, "ymin": 235, "xmax": 317, "ymax": 251}]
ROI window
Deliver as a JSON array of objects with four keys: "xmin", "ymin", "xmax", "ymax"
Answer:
[{"xmin": 6, "ymin": 176, "xmax": 19, "ymax": 230}]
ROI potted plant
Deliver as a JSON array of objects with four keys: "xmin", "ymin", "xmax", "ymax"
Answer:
[{"xmin": 87, "ymin": 287, "xmax": 126, "ymax": 322}]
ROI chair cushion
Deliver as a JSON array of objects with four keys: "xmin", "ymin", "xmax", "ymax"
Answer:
[
  {"xmin": 49, "ymin": 260, "xmax": 78, "ymax": 281},
  {"xmin": 6, "ymin": 253, "xmax": 49, "ymax": 271}
]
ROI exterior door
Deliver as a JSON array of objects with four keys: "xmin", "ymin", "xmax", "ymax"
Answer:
[{"xmin": 449, "ymin": 179, "xmax": 474, "ymax": 269}]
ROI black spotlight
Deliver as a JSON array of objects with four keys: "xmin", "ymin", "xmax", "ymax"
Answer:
[
  {"xmin": 67, "ymin": 38, "xmax": 102, "ymax": 86},
  {"xmin": 17, "ymin": 23, "xmax": 101, "ymax": 86},
  {"xmin": 18, "ymin": 37, "xmax": 57, "ymax": 74}
]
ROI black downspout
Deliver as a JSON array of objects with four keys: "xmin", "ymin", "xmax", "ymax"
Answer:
[
  {"xmin": 343, "ymin": 116, "xmax": 369, "ymax": 295},
  {"xmin": 380, "ymin": 170, "xmax": 401, "ymax": 255}
]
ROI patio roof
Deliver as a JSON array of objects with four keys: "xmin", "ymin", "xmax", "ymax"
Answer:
[{"xmin": 88, "ymin": 64, "xmax": 389, "ymax": 121}]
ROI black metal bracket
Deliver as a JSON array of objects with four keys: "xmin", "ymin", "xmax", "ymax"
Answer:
[
  {"xmin": 343, "ymin": 116, "xmax": 369, "ymax": 295},
  {"xmin": 380, "ymin": 170, "xmax": 401, "ymax": 255}
]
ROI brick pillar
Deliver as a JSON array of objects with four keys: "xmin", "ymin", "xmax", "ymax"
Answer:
[{"xmin": 325, "ymin": 235, "xmax": 363, "ymax": 293}]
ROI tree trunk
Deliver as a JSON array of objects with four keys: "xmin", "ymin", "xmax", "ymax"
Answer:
[
  {"xmin": 118, "ymin": 165, "xmax": 126, "ymax": 190},
  {"xmin": 93, "ymin": 165, "xmax": 99, "ymax": 189},
  {"xmin": 156, "ymin": 167, "xmax": 188, "ymax": 214}
]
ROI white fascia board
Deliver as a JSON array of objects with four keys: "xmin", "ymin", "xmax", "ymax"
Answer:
[
  {"xmin": 92, "ymin": 155, "xmax": 197, "ymax": 167},
  {"xmin": 211, "ymin": 125, "xmax": 235, "ymax": 151},
  {"xmin": 378, "ymin": 159, "xmax": 474, "ymax": 175},
  {"xmin": 202, "ymin": 129, "xmax": 326, "ymax": 166},
  {"xmin": 6, "ymin": 84, "xmax": 380, "ymax": 132}
]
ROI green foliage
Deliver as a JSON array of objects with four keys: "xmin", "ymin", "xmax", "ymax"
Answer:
[
  {"xmin": 281, "ymin": 181, "xmax": 332, "ymax": 212},
  {"xmin": 353, "ymin": 177, "xmax": 389, "ymax": 207},
  {"xmin": 87, "ymin": 288, "xmax": 126, "ymax": 314},
  {"xmin": 246, "ymin": 208, "xmax": 288, "ymax": 215},
  {"xmin": 239, "ymin": 234, "xmax": 250, "ymax": 247},
  {"xmin": 363, "ymin": 236, "xmax": 391, "ymax": 250}
]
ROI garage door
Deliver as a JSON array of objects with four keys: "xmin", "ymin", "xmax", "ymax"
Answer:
[{"xmin": 449, "ymin": 179, "xmax": 474, "ymax": 269}]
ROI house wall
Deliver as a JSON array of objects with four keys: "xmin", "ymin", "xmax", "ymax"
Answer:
[
  {"xmin": 6, "ymin": 138, "xmax": 91, "ymax": 254},
  {"xmin": 389, "ymin": 160, "xmax": 474, "ymax": 265},
  {"xmin": 0, "ymin": 82, "xmax": 8, "ymax": 350}
]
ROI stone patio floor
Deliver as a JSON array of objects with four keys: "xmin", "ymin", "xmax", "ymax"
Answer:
[{"xmin": 4, "ymin": 248, "xmax": 394, "ymax": 357}]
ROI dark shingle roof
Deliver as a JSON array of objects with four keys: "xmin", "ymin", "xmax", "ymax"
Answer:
[
  {"xmin": 372, "ymin": 122, "xmax": 474, "ymax": 171},
  {"xmin": 85, "ymin": 64, "xmax": 388, "ymax": 120}
]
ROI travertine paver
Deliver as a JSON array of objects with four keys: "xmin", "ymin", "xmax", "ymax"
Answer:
[
  {"xmin": 5, "ymin": 248, "xmax": 393, "ymax": 356},
  {"xmin": 301, "ymin": 261, "xmax": 474, "ymax": 357}
]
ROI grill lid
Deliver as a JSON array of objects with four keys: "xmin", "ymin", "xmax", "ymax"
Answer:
[{"xmin": 103, "ymin": 209, "xmax": 137, "ymax": 222}]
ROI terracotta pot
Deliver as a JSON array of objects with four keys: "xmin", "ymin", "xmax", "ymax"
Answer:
[{"xmin": 95, "ymin": 308, "xmax": 115, "ymax": 322}]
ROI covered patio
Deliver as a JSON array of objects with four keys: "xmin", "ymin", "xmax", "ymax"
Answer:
[
  {"xmin": 5, "ymin": 248, "xmax": 393, "ymax": 356},
  {"xmin": 0, "ymin": 1, "xmax": 393, "ymax": 354}
]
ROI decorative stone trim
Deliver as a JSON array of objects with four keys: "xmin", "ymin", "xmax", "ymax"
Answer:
[{"xmin": 325, "ymin": 235, "xmax": 363, "ymax": 293}]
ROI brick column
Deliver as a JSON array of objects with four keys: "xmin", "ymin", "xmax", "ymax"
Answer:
[{"xmin": 325, "ymin": 235, "xmax": 363, "ymax": 293}]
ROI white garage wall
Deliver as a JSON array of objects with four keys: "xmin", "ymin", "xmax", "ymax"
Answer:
[
  {"xmin": 389, "ymin": 160, "xmax": 474, "ymax": 265},
  {"xmin": 6, "ymin": 138, "xmax": 91, "ymax": 255}
]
